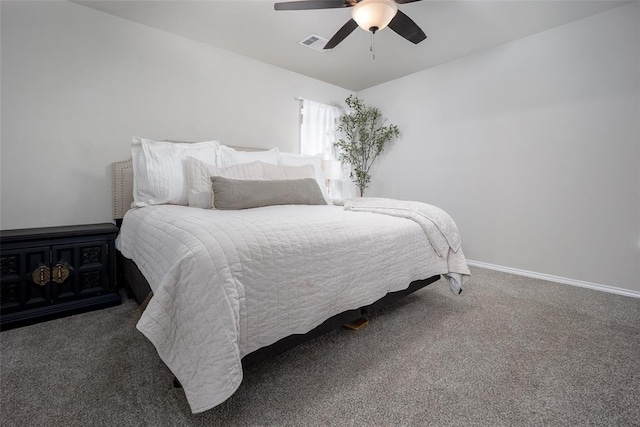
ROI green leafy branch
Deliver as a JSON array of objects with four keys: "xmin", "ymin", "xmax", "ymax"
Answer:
[{"xmin": 334, "ymin": 95, "xmax": 399, "ymax": 197}]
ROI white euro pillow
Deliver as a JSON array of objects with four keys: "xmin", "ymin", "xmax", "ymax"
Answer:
[
  {"xmin": 218, "ymin": 145, "xmax": 279, "ymax": 168},
  {"xmin": 187, "ymin": 157, "xmax": 264, "ymax": 209},
  {"xmin": 131, "ymin": 137, "xmax": 219, "ymax": 207}
]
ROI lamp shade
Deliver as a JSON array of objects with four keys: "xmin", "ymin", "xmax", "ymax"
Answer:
[
  {"xmin": 321, "ymin": 160, "xmax": 342, "ymax": 180},
  {"xmin": 352, "ymin": 0, "xmax": 398, "ymax": 33}
]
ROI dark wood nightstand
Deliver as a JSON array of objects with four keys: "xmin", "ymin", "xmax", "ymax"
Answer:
[{"xmin": 0, "ymin": 223, "xmax": 121, "ymax": 330}]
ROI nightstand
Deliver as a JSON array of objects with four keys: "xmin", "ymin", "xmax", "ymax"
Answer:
[{"xmin": 0, "ymin": 223, "xmax": 121, "ymax": 330}]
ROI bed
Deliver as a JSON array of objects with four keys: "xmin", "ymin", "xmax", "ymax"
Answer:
[{"xmin": 113, "ymin": 141, "xmax": 470, "ymax": 413}]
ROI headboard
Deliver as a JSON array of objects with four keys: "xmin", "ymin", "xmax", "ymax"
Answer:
[{"xmin": 112, "ymin": 143, "xmax": 264, "ymax": 222}]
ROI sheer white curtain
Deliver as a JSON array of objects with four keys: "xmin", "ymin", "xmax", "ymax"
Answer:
[
  {"xmin": 300, "ymin": 99, "xmax": 342, "ymax": 158},
  {"xmin": 300, "ymin": 99, "xmax": 352, "ymax": 198}
]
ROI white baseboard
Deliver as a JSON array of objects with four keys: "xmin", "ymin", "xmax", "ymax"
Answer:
[{"xmin": 466, "ymin": 260, "xmax": 640, "ymax": 299}]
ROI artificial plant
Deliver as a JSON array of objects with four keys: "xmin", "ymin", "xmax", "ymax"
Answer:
[{"xmin": 334, "ymin": 95, "xmax": 399, "ymax": 197}]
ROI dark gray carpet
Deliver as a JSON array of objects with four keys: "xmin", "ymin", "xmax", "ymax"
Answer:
[{"xmin": 1, "ymin": 267, "xmax": 639, "ymax": 426}]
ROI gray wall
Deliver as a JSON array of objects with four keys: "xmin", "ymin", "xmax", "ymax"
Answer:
[
  {"xmin": 358, "ymin": 3, "xmax": 640, "ymax": 292},
  {"xmin": 1, "ymin": 1, "xmax": 638, "ymax": 293},
  {"xmin": 0, "ymin": 1, "xmax": 350, "ymax": 230}
]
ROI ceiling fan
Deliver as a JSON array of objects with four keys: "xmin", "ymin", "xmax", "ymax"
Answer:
[{"xmin": 274, "ymin": 0, "xmax": 427, "ymax": 50}]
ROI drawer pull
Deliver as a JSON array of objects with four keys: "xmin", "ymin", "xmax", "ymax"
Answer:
[
  {"xmin": 31, "ymin": 264, "xmax": 50, "ymax": 286},
  {"xmin": 52, "ymin": 263, "xmax": 71, "ymax": 284}
]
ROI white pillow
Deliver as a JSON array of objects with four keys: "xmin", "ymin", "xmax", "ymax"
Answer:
[
  {"xmin": 218, "ymin": 145, "xmax": 279, "ymax": 168},
  {"xmin": 279, "ymin": 152, "xmax": 329, "ymax": 202},
  {"xmin": 131, "ymin": 141, "xmax": 147, "ymax": 207},
  {"xmin": 261, "ymin": 162, "xmax": 317, "ymax": 181},
  {"xmin": 131, "ymin": 137, "xmax": 219, "ymax": 207},
  {"xmin": 187, "ymin": 157, "xmax": 264, "ymax": 208}
]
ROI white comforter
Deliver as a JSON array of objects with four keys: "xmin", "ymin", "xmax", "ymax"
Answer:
[
  {"xmin": 116, "ymin": 204, "xmax": 469, "ymax": 413},
  {"xmin": 343, "ymin": 197, "xmax": 467, "ymax": 294}
]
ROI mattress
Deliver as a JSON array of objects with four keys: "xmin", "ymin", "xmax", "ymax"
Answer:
[{"xmin": 116, "ymin": 203, "xmax": 469, "ymax": 413}]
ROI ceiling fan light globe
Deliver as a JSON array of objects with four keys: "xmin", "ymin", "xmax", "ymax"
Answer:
[{"xmin": 352, "ymin": 0, "xmax": 398, "ymax": 33}]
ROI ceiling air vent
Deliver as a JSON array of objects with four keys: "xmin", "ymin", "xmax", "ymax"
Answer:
[{"xmin": 299, "ymin": 34, "xmax": 331, "ymax": 52}]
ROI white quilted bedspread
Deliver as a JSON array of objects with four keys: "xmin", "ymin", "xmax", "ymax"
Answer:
[{"xmin": 116, "ymin": 204, "xmax": 469, "ymax": 413}]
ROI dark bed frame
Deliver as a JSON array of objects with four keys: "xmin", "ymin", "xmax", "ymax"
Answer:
[{"xmin": 119, "ymin": 254, "xmax": 440, "ymax": 367}]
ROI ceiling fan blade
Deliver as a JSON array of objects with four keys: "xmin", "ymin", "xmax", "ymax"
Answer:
[
  {"xmin": 394, "ymin": 0, "xmax": 423, "ymax": 4},
  {"xmin": 324, "ymin": 19, "xmax": 359, "ymax": 49},
  {"xmin": 388, "ymin": 10, "xmax": 426, "ymax": 44},
  {"xmin": 274, "ymin": 0, "xmax": 354, "ymax": 11}
]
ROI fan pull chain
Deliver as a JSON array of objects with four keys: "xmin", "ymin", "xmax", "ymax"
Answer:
[{"xmin": 370, "ymin": 31, "xmax": 375, "ymax": 60}]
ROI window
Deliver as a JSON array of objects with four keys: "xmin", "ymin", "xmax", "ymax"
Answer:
[
  {"xmin": 300, "ymin": 99, "xmax": 341, "ymax": 157},
  {"xmin": 299, "ymin": 99, "xmax": 352, "ymax": 198}
]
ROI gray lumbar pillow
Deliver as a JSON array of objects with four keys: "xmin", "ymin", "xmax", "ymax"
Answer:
[{"xmin": 211, "ymin": 176, "xmax": 327, "ymax": 210}]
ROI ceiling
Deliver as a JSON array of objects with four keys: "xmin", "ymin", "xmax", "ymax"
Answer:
[{"xmin": 74, "ymin": 0, "xmax": 630, "ymax": 91}]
